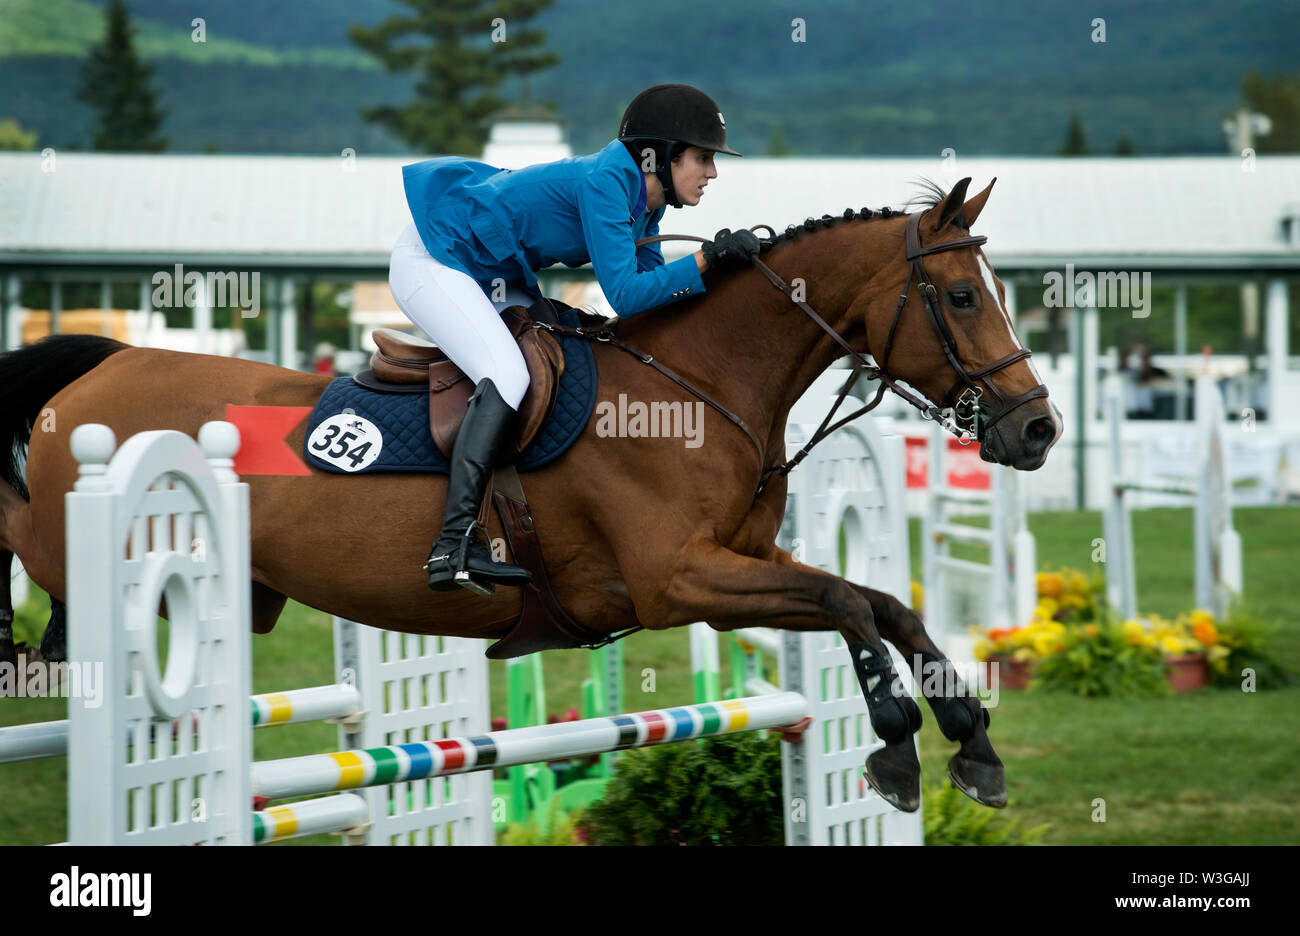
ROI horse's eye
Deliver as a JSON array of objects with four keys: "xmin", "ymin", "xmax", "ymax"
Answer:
[{"xmin": 949, "ymin": 289, "xmax": 976, "ymax": 309}]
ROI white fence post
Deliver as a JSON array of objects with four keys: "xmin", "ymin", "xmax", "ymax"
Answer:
[
  {"xmin": 67, "ymin": 422, "xmax": 252, "ymax": 845},
  {"xmin": 333, "ymin": 619, "xmax": 493, "ymax": 845}
]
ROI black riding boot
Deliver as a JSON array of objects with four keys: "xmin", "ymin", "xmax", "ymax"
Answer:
[{"xmin": 425, "ymin": 378, "xmax": 533, "ymax": 595}]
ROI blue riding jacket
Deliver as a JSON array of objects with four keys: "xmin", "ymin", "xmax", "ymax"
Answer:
[{"xmin": 401, "ymin": 140, "xmax": 705, "ymax": 318}]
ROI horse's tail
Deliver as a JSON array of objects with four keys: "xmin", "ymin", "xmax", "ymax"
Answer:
[{"xmin": 0, "ymin": 334, "xmax": 131, "ymax": 500}]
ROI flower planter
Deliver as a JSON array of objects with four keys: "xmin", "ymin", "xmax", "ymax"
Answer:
[
  {"xmin": 1165, "ymin": 654, "xmax": 1208, "ymax": 692},
  {"xmin": 982, "ymin": 655, "xmax": 1034, "ymax": 690}
]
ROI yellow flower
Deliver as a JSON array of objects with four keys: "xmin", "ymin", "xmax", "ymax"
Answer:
[
  {"xmin": 1036, "ymin": 598, "xmax": 1060, "ymax": 619},
  {"xmin": 1065, "ymin": 570, "xmax": 1091, "ymax": 597},
  {"xmin": 1160, "ymin": 635, "xmax": 1184, "ymax": 656},
  {"xmin": 1033, "ymin": 632, "xmax": 1063, "ymax": 657},
  {"xmin": 1207, "ymin": 644, "xmax": 1231, "ymax": 674},
  {"xmin": 1012, "ymin": 647, "xmax": 1037, "ymax": 662},
  {"xmin": 911, "ymin": 581, "xmax": 924, "ymax": 612},
  {"xmin": 1122, "ymin": 620, "xmax": 1147, "ymax": 644},
  {"xmin": 973, "ymin": 638, "xmax": 995, "ymax": 662}
]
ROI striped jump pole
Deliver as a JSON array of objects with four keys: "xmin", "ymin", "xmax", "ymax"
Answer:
[
  {"xmin": 0, "ymin": 684, "xmax": 363, "ymax": 765},
  {"xmin": 250, "ymin": 684, "xmax": 362, "ymax": 728},
  {"xmin": 252, "ymin": 692, "xmax": 808, "ymax": 801},
  {"xmin": 253, "ymin": 793, "xmax": 370, "ymax": 845}
]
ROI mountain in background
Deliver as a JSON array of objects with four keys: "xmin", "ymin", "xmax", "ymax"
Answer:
[{"xmin": 2, "ymin": 0, "xmax": 1295, "ymax": 155}]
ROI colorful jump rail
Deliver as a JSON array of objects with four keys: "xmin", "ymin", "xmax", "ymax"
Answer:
[
  {"xmin": 251, "ymin": 693, "xmax": 808, "ymax": 800},
  {"xmin": 0, "ymin": 685, "xmax": 361, "ymax": 765}
]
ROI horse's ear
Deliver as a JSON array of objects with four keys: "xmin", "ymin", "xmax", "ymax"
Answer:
[
  {"xmin": 962, "ymin": 178, "xmax": 997, "ymax": 228},
  {"xmin": 928, "ymin": 177, "xmax": 971, "ymax": 232}
]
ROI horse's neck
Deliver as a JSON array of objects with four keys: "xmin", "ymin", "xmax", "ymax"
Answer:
[{"xmin": 621, "ymin": 224, "xmax": 883, "ymax": 454}]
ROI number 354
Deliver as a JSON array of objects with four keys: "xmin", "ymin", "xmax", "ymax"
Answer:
[{"xmin": 311, "ymin": 425, "xmax": 372, "ymax": 468}]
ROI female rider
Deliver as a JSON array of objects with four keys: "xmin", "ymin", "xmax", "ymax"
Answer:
[{"xmin": 389, "ymin": 84, "xmax": 761, "ymax": 596}]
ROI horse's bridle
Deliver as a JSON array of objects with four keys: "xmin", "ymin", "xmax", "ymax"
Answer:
[
  {"xmin": 742, "ymin": 210, "xmax": 1048, "ymax": 483},
  {"xmin": 540, "ymin": 208, "xmax": 1050, "ymax": 496},
  {"xmin": 887, "ymin": 212, "xmax": 1048, "ymax": 437}
]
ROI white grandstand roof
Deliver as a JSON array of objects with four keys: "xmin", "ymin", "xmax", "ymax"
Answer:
[{"xmin": 2, "ymin": 152, "xmax": 1299, "ymax": 271}]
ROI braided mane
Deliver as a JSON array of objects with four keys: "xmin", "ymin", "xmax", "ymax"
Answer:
[{"xmin": 766, "ymin": 178, "xmax": 950, "ymax": 247}]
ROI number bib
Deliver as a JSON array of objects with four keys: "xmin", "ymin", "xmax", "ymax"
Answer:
[{"xmin": 307, "ymin": 414, "xmax": 384, "ymax": 472}]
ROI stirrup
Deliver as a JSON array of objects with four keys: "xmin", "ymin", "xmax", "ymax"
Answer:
[{"xmin": 425, "ymin": 522, "xmax": 495, "ymax": 596}]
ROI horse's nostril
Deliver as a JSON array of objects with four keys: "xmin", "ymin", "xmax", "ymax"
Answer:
[{"xmin": 1022, "ymin": 416, "xmax": 1055, "ymax": 451}]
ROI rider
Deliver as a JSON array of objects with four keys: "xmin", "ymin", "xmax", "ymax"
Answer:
[{"xmin": 390, "ymin": 83, "xmax": 762, "ymax": 596}]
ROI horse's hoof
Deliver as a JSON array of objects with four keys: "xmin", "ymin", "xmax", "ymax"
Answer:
[
  {"xmin": 947, "ymin": 753, "xmax": 1007, "ymax": 809},
  {"xmin": 863, "ymin": 747, "xmax": 921, "ymax": 813}
]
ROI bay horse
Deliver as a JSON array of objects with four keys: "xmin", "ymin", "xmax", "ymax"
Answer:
[{"xmin": 0, "ymin": 177, "xmax": 1060, "ymax": 813}]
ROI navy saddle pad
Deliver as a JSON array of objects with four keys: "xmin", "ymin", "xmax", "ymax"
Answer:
[{"xmin": 303, "ymin": 309, "xmax": 596, "ymax": 475}]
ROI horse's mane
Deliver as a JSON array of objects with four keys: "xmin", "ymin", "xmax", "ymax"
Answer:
[{"xmin": 765, "ymin": 178, "xmax": 951, "ymax": 248}]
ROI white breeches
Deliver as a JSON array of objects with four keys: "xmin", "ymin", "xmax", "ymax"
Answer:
[{"xmin": 387, "ymin": 222, "xmax": 533, "ymax": 410}]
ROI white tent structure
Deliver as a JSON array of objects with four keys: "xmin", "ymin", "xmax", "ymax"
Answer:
[{"xmin": 2, "ymin": 134, "xmax": 1297, "ymax": 508}]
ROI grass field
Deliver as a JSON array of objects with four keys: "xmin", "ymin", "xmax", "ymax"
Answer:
[{"xmin": 2, "ymin": 505, "xmax": 1297, "ymax": 845}]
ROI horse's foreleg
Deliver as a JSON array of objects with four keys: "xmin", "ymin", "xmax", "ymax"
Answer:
[
  {"xmin": 847, "ymin": 581, "xmax": 1007, "ymax": 809},
  {"xmin": 653, "ymin": 541, "xmax": 922, "ymax": 812},
  {"xmin": 39, "ymin": 597, "xmax": 66, "ymax": 663}
]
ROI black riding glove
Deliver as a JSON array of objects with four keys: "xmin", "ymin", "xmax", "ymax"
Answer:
[{"xmin": 702, "ymin": 228, "xmax": 762, "ymax": 270}]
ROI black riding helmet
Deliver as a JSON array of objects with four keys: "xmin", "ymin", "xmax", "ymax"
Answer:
[{"xmin": 618, "ymin": 84, "xmax": 742, "ymax": 209}]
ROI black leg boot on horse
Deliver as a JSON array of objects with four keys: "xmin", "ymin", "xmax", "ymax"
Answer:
[
  {"xmin": 912, "ymin": 649, "xmax": 1005, "ymax": 808},
  {"xmin": 848, "ymin": 641, "xmax": 924, "ymax": 812},
  {"xmin": 425, "ymin": 378, "xmax": 532, "ymax": 595}
]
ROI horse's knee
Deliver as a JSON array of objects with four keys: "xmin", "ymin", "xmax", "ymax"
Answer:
[{"xmin": 823, "ymin": 578, "xmax": 875, "ymax": 638}]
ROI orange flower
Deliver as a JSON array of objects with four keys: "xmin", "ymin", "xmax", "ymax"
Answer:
[
  {"xmin": 1037, "ymin": 572, "xmax": 1064, "ymax": 599},
  {"xmin": 1083, "ymin": 624, "xmax": 1098, "ymax": 637},
  {"xmin": 1192, "ymin": 619, "xmax": 1218, "ymax": 646}
]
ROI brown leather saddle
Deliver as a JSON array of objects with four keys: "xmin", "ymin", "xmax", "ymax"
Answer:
[
  {"xmin": 351, "ymin": 299, "xmax": 628, "ymax": 659},
  {"xmin": 354, "ymin": 304, "xmax": 564, "ymax": 459}
]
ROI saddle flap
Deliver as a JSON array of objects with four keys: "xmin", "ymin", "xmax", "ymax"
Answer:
[
  {"xmin": 485, "ymin": 466, "xmax": 617, "ymax": 659},
  {"xmin": 425, "ymin": 305, "xmax": 566, "ymax": 460}
]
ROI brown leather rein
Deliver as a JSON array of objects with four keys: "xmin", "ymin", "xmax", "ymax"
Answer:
[{"xmin": 535, "ymin": 211, "xmax": 1048, "ymax": 498}]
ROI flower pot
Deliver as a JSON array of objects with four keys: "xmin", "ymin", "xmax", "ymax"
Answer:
[
  {"xmin": 1165, "ymin": 654, "xmax": 1208, "ymax": 692},
  {"xmin": 982, "ymin": 655, "xmax": 1033, "ymax": 690}
]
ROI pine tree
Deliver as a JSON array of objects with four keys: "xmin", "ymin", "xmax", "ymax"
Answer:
[
  {"xmin": 1241, "ymin": 70, "xmax": 1300, "ymax": 152},
  {"xmin": 350, "ymin": 0, "xmax": 559, "ymax": 156},
  {"xmin": 76, "ymin": 0, "xmax": 167, "ymax": 152},
  {"xmin": 0, "ymin": 118, "xmax": 38, "ymax": 151},
  {"xmin": 1113, "ymin": 134, "xmax": 1135, "ymax": 155},
  {"xmin": 1059, "ymin": 112, "xmax": 1089, "ymax": 156}
]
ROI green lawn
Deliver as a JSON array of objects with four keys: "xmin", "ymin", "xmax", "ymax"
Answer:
[{"xmin": 2, "ymin": 505, "xmax": 1297, "ymax": 845}]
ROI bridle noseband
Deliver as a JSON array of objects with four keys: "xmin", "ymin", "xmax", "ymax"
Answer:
[{"xmin": 879, "ymin": 212, "xmax": 1049, "ymax": 441}]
